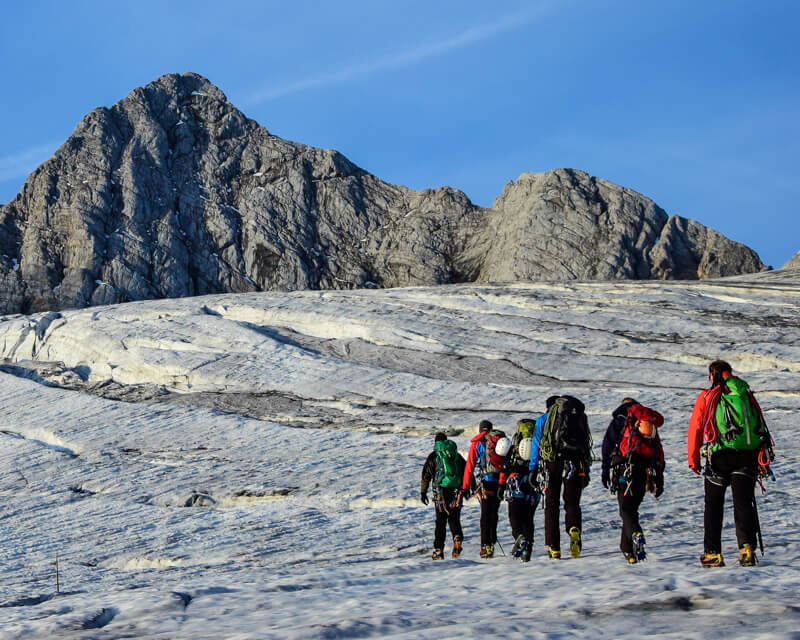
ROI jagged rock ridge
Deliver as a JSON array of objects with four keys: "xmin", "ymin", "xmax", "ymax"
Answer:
[{"xmin": 0, "ymin": 72, "xmax": 766, "ymax": 314}]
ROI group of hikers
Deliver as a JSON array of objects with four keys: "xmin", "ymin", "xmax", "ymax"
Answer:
[{"xmin": 419, "ymin": 360, "xmax": 776, "ymax": 566}]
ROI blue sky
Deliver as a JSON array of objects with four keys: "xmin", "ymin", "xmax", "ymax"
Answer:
[{"xmin": 1, "ymin": 0, "xmax": 797, "ymax": 267}]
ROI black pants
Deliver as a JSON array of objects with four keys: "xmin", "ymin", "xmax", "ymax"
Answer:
[
  {"xmin": 544, "ymin": 460, "xmax": 584, "ymax": 550},
  {"xmin": 508, "ymin": 496, "xmax": 535, "ymax": 544},
  {"xmin": 704, "ymin": 450, "xmax": 759, "ymax": 553},
  {"xmin": 479, "ymin": 482, "xmax": 501, "ymax": 546},
  {"xmin": 433, "ymin": 488, "xmax": 463, "ymax": 549},
  {"xmin": 617, "ymin": 465, "xmax": 647, "ymax": 554}
]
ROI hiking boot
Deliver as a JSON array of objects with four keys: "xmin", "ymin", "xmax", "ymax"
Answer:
[
  {"xmin": 485, "ymin": 543, "xmax": 495, "ymax": 559},
  {"xmin": 452, "ymin": 537, "xmax": 463, "ymax": 559},
  {"xmin": 547, "ymin": 546, "xmax": 561, "ymax": 559},
  {"xmin": 512, "ymin": 534, "xmax": 526, "ymax": 558},
  {"xmin": 632, "ymin": 532, "xmax": 646, "ymax": 562},
  {"xmin": 569, "ymin": 527, "xmax": 582, "ymax": 558},
  {"xmin": 623, "ymin": 552, "xmax": 638, "ymax": 565},
  {"xmin": 520, "ymin": 540, "xmax": 532, "ymax": 563},
  {"xmin": 738, "ymin": 544, "xmax": 757, "ymax": 567},
  {"xmin": 431, "ymin": 548, "xmax": 444, "ymax": 560},
  {"xmin": 700, "ymin": 551, "xmax": 725, "ymax": 567}
]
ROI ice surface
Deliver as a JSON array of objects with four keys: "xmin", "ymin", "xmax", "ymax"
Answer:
[{"xmin": 0, "ymin": 274, "xmax": 798, "ymax": 637}]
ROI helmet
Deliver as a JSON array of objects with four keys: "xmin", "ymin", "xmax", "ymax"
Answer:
[
  {"xmin": 517, "ymin": 437, "xmax": 532, "ymax": 461},
  {"xmin": 494, "ymin": 436, "xmax": 512, "ymax": 457}
]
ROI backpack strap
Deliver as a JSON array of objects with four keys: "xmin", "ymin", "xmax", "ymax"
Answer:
[{"xmin": 539, "ymin": 403, "xmax": 561, "ymax": 463}]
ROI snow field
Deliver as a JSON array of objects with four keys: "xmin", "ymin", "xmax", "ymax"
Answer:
[{"xmin": 0, "ymin": 274, "xmax": 798, "ymax": 637}]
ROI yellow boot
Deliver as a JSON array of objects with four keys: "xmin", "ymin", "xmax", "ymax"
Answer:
[
  {"xmin": 700, "ymin": 551, "xmax": 725, "ymax": 567},
  {"xmin": 738, "ymin": 544, "xmax": 756, "ymax": 567},
  {"xmin": 569, "ymin": 527, "xmax": 582, "ymax": 558}
]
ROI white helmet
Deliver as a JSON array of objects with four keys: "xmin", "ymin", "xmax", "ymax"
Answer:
[
  {"xmin": 494, "ymin": 436, "xmax": 512, "ymax": 457},
  {"xmin": 517, "ymin": 437, "xmax": 533, "ymax": 461}
]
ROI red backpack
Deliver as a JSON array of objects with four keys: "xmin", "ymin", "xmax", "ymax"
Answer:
[
  {"xmin": 482, "ymin": 430, "xmax": 508, "ymax": 474},
  {"xmin": 618, "ymin": 404, "xmax": 664, "ymax": 462}
]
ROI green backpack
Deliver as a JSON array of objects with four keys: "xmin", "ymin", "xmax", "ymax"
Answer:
[
  {"xmin": 434, "ymin": 439, "xmax": 461, "ymax": 488},
  {"xmin": 713, "ymin": 377, "xmax": 764, "ymax": 452},
  {"xmin": 516, "ymin": 419, "xmax": 536, "ymax": 440},
  {"xmin": 507, "ymin": 420, "xmax": 536, "ymax": 469}
]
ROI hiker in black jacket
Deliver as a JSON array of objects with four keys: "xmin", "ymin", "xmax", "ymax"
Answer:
[
  {"xmin": 602, "ymin": 398, "xmax": 665, "ymax": 563},
  {"xmin": 421, "ymin": 432, "xmax": 466, "ymax": 559},
  {"xmin": 601, "ymin": 398, "xmax": 639, "ymax": 489}
]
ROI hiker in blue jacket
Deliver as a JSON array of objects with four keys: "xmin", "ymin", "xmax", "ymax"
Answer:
[{"xmin": 539, "ymin": 395, "xmax": 592, "ymax": 559}]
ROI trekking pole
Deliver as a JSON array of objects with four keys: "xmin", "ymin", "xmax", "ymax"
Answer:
[
  {"xmin": 496, "ymin": 540, "xmax": 506, "ymax": 557},
  {"xmin": 752, "ymin": 495, "xmax": 764, "ymax": 556}
]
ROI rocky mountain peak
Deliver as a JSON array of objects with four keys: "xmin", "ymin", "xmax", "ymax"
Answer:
[
  {"xmin": 0, "ymin": 73, "xmax": 767, "ymax": 315},
  {"xmin": 782, "ymin": 251, "xmax": 800, "ymax": 270}
]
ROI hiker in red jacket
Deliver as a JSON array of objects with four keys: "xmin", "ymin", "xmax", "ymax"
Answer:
[
  {"xmin": 460, "ymin": 420, "xmax": 510, "ymax": 559},
  {"xmin": 688, "ymin": 360, "xmax": 773, "ymax": 567}
]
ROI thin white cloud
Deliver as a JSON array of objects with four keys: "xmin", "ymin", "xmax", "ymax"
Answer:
[
  {"xmin": 0, "ymin": 142, "xmax": 59, "ymax": 182},
  {"xmin": 242, "ymin": 8, "xmax": 553, "ymax": 105}
]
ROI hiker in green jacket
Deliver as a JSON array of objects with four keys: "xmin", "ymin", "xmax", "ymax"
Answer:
[{"xmin": 421, "ymin": 432, "xmax": 466, "ymax": 559}]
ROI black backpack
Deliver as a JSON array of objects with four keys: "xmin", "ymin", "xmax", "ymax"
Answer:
[{"xmin": 540, "ymin": 396, "xmax": 591, "ymax": 463}]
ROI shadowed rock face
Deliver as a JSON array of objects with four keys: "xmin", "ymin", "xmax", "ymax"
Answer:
[{"xmin": 0, "ymin": 72, "xmax": 767, "ymax": 314}]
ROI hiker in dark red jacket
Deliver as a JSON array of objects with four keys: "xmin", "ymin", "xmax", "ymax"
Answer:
[
  {"xmin": 460, "ymin": 420, "xmax": 509, "ymax": 559},
  {"xmin": 602, "ymin": 400, "xmax": 664, "ymax": 563},
  {"xmin": 688, "ymin": 360, "xmax": 773, "ymax": 567}
]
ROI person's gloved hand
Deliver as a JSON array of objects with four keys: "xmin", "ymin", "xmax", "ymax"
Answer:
[
  {"xmin": 655, "ymin": 473, "xmax": 664, "ymax": 498},
  {"xmin": 523, "ymin": 476, "xmax": 536, "ymax": 494},
  {"xmin": 420, "ymin": 492, "xmax": 429, "ymax": 505},
  {"xmin": 497, "ymin": 486, "xmax": 505, "ymax": 501},
  {"xmin": 581, "ymin": 473, "xmax": 590, "ymax": 489},
  {"xmin": 601, "ymin": 470, "xmax": 610, "ymax": 489}
]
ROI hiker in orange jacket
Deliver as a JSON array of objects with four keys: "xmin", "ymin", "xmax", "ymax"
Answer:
[{"xmin": 688, "ymin": 360, "xmax": 772, "ymax": 567}]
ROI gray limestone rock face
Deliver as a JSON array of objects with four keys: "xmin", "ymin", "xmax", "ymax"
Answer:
[
  {"xmin": 0, "ymin": 72, "xmax": 767, "ymax": 315},
  {"xmin": 478, "ymin": 170, "xmax": 668, "ymax": 281},
  {"xmin": 782, "ymin": 251, "xmax": 800, "ymax": 270},
  {"xmin": 649, "ymin": 215, "xmax": 765, "ymax": 280}
]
